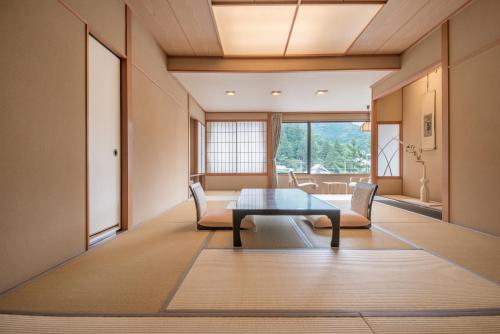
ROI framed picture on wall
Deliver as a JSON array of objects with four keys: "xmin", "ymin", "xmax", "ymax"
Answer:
[{"xmin": 421, "ymin": 91, "xmax": 436, "ymax": 150}]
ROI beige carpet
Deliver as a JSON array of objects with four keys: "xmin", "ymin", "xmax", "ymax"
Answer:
[
  {"xmin": 0, "ymin": 221, "xmax": 209, "ymax": 314},
  {"xmin": 0, "ymin": 314, "xmax": 372, "ymax": 334},
  {"xmin": 208, "ymin": 216, "xmax": 309, "ymax": 249},
  {"xmin": 167, "ymin": 249, "xmax": 500, "ymax": 311},
  {"xmin": 293, "ymin": 218, "xmax": 415, "ymax": 249},
  {"xmin": 376, "ymin": 222, "xmax": 500, "ymax": 284},
  {"xmin": 365, "ymin": 316, "xmax": 500, "ymax": 333}
]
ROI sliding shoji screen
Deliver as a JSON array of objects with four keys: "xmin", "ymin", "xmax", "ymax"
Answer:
[
  {"xmin": 207, "ymin": 121, "xmax": 267, "ymax": 174},
  {"xmin": 377, "ymin": 123, "xmax": 400, "ymax": 177}
]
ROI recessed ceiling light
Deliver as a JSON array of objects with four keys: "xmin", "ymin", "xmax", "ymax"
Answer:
[
  {"xmin": 271, "ymin": 90, "xmax": 282, "ymax": 96},
  {"xmin": 225, "ymin": 90, "xmax": 236, "ymax": 96},
  {"xmin": 316, "ymin": 90, "xmax": 328, "ymax": 96}
]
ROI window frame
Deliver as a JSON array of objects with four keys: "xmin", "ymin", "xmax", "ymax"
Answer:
[
  {"xmin": 277, "ymin": 120, "xmax": 372, "ymax": 176},
  {"xmin": 205, "ymin": 120, "xmax": 268, "ymax": 176}
]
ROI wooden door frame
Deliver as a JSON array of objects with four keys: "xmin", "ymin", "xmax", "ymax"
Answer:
[{"xmin": 80, "ymin": 6, "xmax": 133, "ymax": 249}]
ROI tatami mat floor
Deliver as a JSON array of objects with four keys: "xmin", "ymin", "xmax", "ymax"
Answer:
[
  {"xmin": 167, "ymin": 249, "xmax": 500, "ymax": 312},
  {"xmin": 0, "ymin": 190, "xmax": 499, "ymax": 332}
]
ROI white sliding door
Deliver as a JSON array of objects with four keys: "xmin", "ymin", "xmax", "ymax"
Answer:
[{"xmin": 88, "ymin": 36, "xmax": 121, "ymax": 236}]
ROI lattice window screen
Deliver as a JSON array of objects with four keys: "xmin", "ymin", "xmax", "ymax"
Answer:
[
  {"xmin": 377, "ymin": 124, "xmax": 400, "ymax": 177},
  {"xmin": 207, "ymin": 121, "xmax": 267, "ymax": 173}
]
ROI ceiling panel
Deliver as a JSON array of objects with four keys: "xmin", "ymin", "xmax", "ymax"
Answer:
[
  {"xmin": 168, "ymin": 0, "xmax": 222, "ymax": 56},
  {"xmin": 376, "ymin": 0, "xmax": 470, "ymax": 53},
  {"xmin": 126, "ymin": 0, "xmax": 194, "ymax": 55},
  {"xmin": 287, "ymin": 4, "xmax": 382, "ymax": 55},
  {"xmin": 212, "ymin": 5, "xmax": 296, "ymax": 56},
  {"xmin": 126, "ymin": 0, "xmax": 223, "ymax": 56},
  {"xmin": 127, "ymin": 0, "xmax": 470, "ymax": 57},
  {"xmin": 174, "ymin": 71, "xmax": 391, "ymax": 112},
  {"xmin": 347, "ymin": 0, "xmax": 428, "ymax": 54}
]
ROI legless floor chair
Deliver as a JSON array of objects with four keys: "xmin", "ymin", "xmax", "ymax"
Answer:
[
  {"xmin": 189, "ymin": 183, "xmax": 255, "ymax": 230},
  {"xmin": 306, "ymin": 182, "xmax": 378, "ymax": 229}
]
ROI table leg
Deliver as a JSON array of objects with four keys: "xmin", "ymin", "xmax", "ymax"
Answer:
[
  {"xmin": 327, "ymin": 211, "xmax": 340, "ymax": 247},
  {"xmin": 233, "ymin": 211, "xmax": 244, "ymax": 247}
]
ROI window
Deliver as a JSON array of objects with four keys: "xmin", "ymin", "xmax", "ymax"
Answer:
[
  {"xmin": 377, "ymin": 123, "xmax": 400, "ymax": 177},
  {"xmin": 277, "ymin": 122, "xmax": 371, "ymax": 174},
  {"xmin": 276, "ymin": 123, "xmax": 308, "ymax": 173},
  {"xmin": 207, "ymin": 121, "xmax": 267, "ymax": 174}
]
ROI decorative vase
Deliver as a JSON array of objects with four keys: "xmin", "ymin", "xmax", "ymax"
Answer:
[{"xmin": 419, "ymin": 162, "xmax": 429, "ymax": 203}]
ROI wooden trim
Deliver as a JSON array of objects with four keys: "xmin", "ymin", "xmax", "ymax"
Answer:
[
  {"xmin": 283, "ymin": 1, "xmax": 300, "ymax": 56},
  {"xmin": 120, "ymin": 6, "xmax": 133, "ymax": 231},
  {"xmin": 193, "ymin": 119, "xmax": 199, "ymax": 174},
  {"xmin": 84, "ymin": 25, "xmax": 90, "ymax": 251},
  {"xmin": 267, "ymin": 113, "xmax": 273, "ymax": 187},
  {"xmin": 207, "ymin": 0, "xmax": 224, "ymax": 54},
  {"xmin": 306, "ymin": 122, "xmax": 312, "ymax": 174},
  {"xmin": 167, "ymin": 55, "xmax": 401, "ymax": 72},
  {"xmin": 207, "ymin": 111, "xmax": 369, "ymax": 115},
  {"xmin": 376, "ymin": 121, "xmax": 402, "ymax": 124},
  {"xmin": 400, "ymin": 97, "xmax": 404, "ymax": 181},
  {"xmin": 377, "ymin": 176, "xmax": 402, "ymax": 180},
  {"xmin": 371, "ymin": 98, "xmax": 378, "ymax": 184},
  {"xmin": 206, "ymin": 119, "xmax": 268, "ymax": 122},
  {"xmin": 212, "ymin": 1, "xmax": 387, "ymax": 5},
  {"xmin": 206, "ymin": 173, "xmax": 267, "ymax": 176},
  {"xmin": 441, "ymin": 21, "xmax": 450, "ymax": 222}
]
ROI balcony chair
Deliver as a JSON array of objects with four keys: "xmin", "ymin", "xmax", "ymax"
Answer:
[
  {"xmin": 305, "ymin": 182, "xmax": 378, "ymax": 229},
  {"xmin": 288, "ymin": 170, "xmax": 319, "ymax": 193},
  {"xmin": 189, "ymin": 183, "xmax": 255, "ymax": 230}
]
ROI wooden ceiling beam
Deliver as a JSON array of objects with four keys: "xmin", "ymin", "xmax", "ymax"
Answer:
[
  {"xmin": 167, "ymin": 55, "xmax": 400, "ymax": 72},
  {"xmin": 211, "ymin": 1, "xmax": 388, "ymax": 5}
]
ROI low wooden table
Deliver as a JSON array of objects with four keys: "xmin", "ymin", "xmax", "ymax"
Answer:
[{"xmin": 232, "ymin": 188, "xmax": 340, "ymax": 247}]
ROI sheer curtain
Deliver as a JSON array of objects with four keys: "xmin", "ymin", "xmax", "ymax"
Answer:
[{"xmin": 270, "ymin": 113, "xmax": 282, "ymax": 188}]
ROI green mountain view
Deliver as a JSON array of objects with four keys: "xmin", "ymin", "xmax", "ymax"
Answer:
[{"xmin": 276, "ymin": 122, "xmax": 371, "ymax": 174}]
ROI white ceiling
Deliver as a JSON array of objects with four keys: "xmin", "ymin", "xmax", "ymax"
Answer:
[{"xmin": 174, "ymin": 71, "xmax": 392, "ymax": 112}]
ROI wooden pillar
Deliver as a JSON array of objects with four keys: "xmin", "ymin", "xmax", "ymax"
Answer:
[
  {"xmin": 120, "ymin": 6, "xmax": 133, "ymax": 231},
  {"xmin": 442, "ymin": 21, "xmax": 450, "ymax": 222}
]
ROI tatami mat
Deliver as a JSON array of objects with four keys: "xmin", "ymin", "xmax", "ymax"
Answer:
[
  {"xmin": 375, "ymin": 222, "xmax": 500, "ymax": 284},
  {"xmin": 293, "ymin": 218, "xmax": 415, "ymax": 249},
  {"xmin": 167, "ymin": 249, "xmax": 500, "ymax": 312},
  {"xmin": 0, "ymin": 222, "xmax": 209, "ymax": 314},
  {"xmin": 0, "ymin": 314, "xmax": 372, "ymax": 334},
  {"xmin": 208, "ymin": 216, "xmax": 309, "ymax": 249},
  {"xmin": 365, "ymin": 316, "xmax": 500, "ymax": 333},
  {"xmin": 205, "ymin": 190, "xmax": 240, "ymax": 202}
]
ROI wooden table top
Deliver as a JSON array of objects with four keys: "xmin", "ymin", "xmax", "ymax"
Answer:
[{"xmin": 234, "ymin": 188, "xmax": 338, "ymax": 212}]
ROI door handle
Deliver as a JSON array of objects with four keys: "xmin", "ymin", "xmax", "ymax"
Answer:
[{"xmin": 113, "ymin": 149, "xmax": 118, "ymax": 156}]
